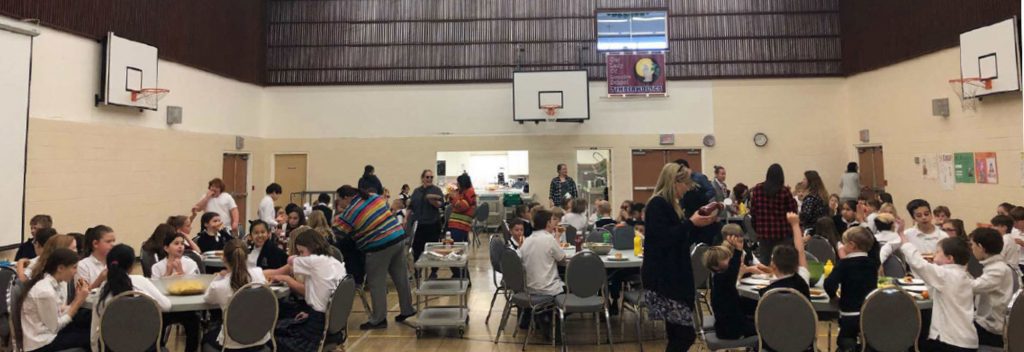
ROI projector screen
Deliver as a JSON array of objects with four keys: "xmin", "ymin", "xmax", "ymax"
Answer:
[
  {"xmin": 596, "ymin": 10, "xmax": 669, "ymax": 51},
  {"xmin": 0, "ymin": 19, "xmax": 37, "ymax": 248}
]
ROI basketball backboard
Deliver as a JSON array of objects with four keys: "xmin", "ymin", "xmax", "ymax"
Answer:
[
  {"xmin": 958, "ymin": 17, "xmax": 1021, "ymax": 98},
  {"xmin": 100, "ymin": 32, "xmax": 160, "ymax": 110},
  {"xmin": 512, "ymin": 70, "xmax": 590, "ymax": 122}
]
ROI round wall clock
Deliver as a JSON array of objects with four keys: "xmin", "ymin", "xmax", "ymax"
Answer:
[
  {"xmin": 702, "ymin": 134, "xmax": 716, "ymax": 147},
  {"xmin": 753, "ymin": 132, "xmax": 768, "ymax": 147}
]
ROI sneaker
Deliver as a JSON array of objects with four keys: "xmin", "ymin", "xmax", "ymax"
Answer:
[
  {"xmin": 395, "ymin": 311, "xmax": 417, "ymax": 322},
  {"xmin": 359, "ymin": 321, "xmax": 387, "ymax": 330}
]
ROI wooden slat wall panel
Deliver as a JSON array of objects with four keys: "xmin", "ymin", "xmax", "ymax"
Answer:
[
  {"xmin": 841, "ymin": 0, "xmax": 1021, "ymax": 75},
  {"xmin": 267, "ymin": 0, "xmax": 842, "ymax": 85},
  {"xmin": 0, "ymin": 0, "xmax": 265, "ymax": 85}
]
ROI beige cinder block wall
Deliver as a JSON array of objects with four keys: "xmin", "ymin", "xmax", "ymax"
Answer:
[{"xmin": 844, "ymin": 47, "xmax": 1024, "ymax": 226}]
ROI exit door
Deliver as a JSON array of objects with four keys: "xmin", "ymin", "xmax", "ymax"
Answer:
[
  {"xmin": 858, "ymin": 146, "xmax": 885, "ymax": 197},
  {"xmin": 222, "ymin": 154, "xmax": 248, "ymax": 235},
  {"xmin": 631, "ymin": 149, "xmax": 702, "ymax": 202}
]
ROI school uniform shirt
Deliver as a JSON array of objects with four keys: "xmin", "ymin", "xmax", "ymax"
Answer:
[
  {"xmin": 204, "ymin": 192, "xmax": 238, "ymax": 230},
  {"xmin": 518, "ymin": 229, "xmax": 566, "ymax": 296},
  {"xmin": 710, "ymin": 249, "xmax": 753, "ymax": 339},
  {"xmin": 862, "ymin": 212, "xmax": 879, "ymax": 233},
  {"xmin": 21, "ymin": 274, "xmax": 73, "ymax": 351},
  {"xmin": 292, "ymin": 255, "xmax": 347, "ymax": 313},
  {"xmin": 759, "ymin": 267, "xmax": 811, "ymax": 298},
  {"xmin": 194, "ymin": 229, "xmax": 234, "ymax": 253},
  {"xmin": 150, "ymin": 256, "xmax": 201, "ymax": 280},
  {"xmin": 823, "ymin": 252, "xmax": 879, "ymax": 314},
  {"xmin": 904, "ymin": 225, "xmax": 942, "ymax": 254},
  {"xmin": 76, "ymin": 255, "xmax": 106, "ymax": 287},
  {"xmin": 258, "ymin": 195, "xmax": 278, "ymax": 228},
  {"xmin": 560, "ymin": 213, "xmax": 587, "ymax": 234},
  {"xmin": 23, "ymin": 256, "xmax": 39, "ymax": 279},
  {"xmin": 972, "ymin": 254, "xmax": 1014, "ymax": 335},
  {"xmin": 832, "ymin": 215, "xmax": 859, "ymax": 235},
  {"xmin": 1013, "ymin": 228, "xmax": 1024, "ymax": 267},
  {"xmin": 875, "ymin": 230, "xmax": 901, "ymax": 264},
  {"xmin": 203, "ymin": 267, "xmax": 271, "ymax": 349},
  {"xmin": 1001, "ymin": 233, "xmax": 1022, "ymax": 276},
  {"xmin": 91, "ymin": 275, "xmax": 172, "ymax": 352},
  {"xmin": 14, "ymin": 240, "xmax": 35, "ymax": 260},
  {"xmin": 900, "ymin": 242, "xmax": 978, "ymax": 349},
  {"xmin": 248, "ymin": 243, "xmax": 288, "ymax": 270},
  {"xmin": 594, "ymin": 217, "xmax": 616, "ymax": 229}
]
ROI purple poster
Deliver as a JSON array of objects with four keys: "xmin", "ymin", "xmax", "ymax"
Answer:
[{"xmin": 606, "ymin": 53, "xmax": 667, "ymax": 95}]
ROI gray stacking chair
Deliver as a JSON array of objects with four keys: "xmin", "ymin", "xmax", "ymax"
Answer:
[
  {"xmin": 318, "ymin": 276, "xmax": 356, "ymax": 351},
  {"xmin": 621, "ymin": 265, "xmax": 647, "ymax": 352},
  {"xmin": 860, "ymin": 287, "xmax": 920, "ymax": 352},
  {"xmin": 494, "ymin": 248, "xmax": 556, "ymax": 351},
  {"xmin": 472, "ymin": 202, "xmax": 491, "ymax": 247},
  {"xmin": 882, "ymin": 255, "xmax": 907, "ymax": 278},
  {"xmin": 697, "ymin": 290, "xmax": 758, "ymax": 351},
  {"xmin": 611, "ymin": 226, "xmax": 635, "ymax": 250},
  {"xmin": 140, "ymin": 242, "xmax": 159, "ymax": 278},
  {"xmin": 690, "ymin": 243, "xmax": 712, "ymax": 314},
  {"xmin": 1005, "ymin": 289, "xmax": 1024, "ymax": 351},
  {"xmin": 805, "ymin": 236, "xmax": 836, "ymax": 264},
  {"xmin": 204, "ymin": 282, "xmax": 277, "ymax": 352},
  {"xmin": 556, "ymin": 251, "xmax": 613, "ymax": 352},
  {"xmin": 99, "ymin": 291, "xmax": 164, "ymax": 352},
  {"xmin": 0, "ymin": 267, "xmax": 16, "ymax": 348},
  {"xmin": 755, "ymin": 288, "xmax": 817, "ymax": 352},
  {"xmin": 184, "ymin": 250, "xmax": 206, "ymax": 273},
  {"xmin": 486, "ymin": 234, "xmax": 510, "ymax": 324}
]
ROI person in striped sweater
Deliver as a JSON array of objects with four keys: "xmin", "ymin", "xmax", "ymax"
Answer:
[
  {"xmin": 446, "ymin": 173, "xmax": 477, "ymax": 277},
  {"xmin": 333, "ymin": 185, "xmax": 416, "ymax": 330}
]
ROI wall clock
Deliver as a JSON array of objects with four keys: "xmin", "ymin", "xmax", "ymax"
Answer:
[{"xmin": 753, "ymin": 132, "xmax": 768, "ymax": 147}]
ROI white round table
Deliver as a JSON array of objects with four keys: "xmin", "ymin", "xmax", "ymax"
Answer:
[
  {"xmin": 561, "ymin": 248, "xmax": 643, "ymax": 268},
  {"xmin": 84, "ymin": 274, "xmax": 289, "ymax": 312}
]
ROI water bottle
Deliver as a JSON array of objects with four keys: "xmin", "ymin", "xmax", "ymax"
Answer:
[
  {"xmin": 602, "ymin": 231, "xmax": 611, "ymax": 244},
  {"xmin": 444, "ymin": 231, "xmax": 454, "ymax": 247}
]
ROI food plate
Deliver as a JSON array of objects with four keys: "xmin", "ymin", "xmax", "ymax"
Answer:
[
  {"xmin": 739, "ymin": 278, "xmax": 771, "ymax": 286},
  {"xmin": 903, "ymin": 285, "xmax": 928, "ymax": 293},
  {"xmin": 751, "ymin": 273, "xmax": 772, "ymax": 280},
  {"xmin": 606, "ymin": 257, "xmax": 630, "ymax": 261},
  {"xmin": 809, "ymin": 288, "xmax": 828, "ymax": 299},
  {"xmin": 898, "ymin": 277, "xmax": 925, "ymax": 286}
]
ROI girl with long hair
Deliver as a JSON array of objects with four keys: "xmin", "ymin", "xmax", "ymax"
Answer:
[
  {"xmin": 798, "ymin": 170, "xmax": 831, "ymax": 230},
  {"xmin": 79, "ymin": 225, "xmax": 117, "ymax": 289},
  {"xmin": 748, "ymin": 164, "xmax": 799, "ymax": 263},
  {"xmin": 89, "ymin": 244, "xmax": 172, "ymax": 351},
  {"xmin": 247, "ymin": 220, "xmax": 287, "ymax": 269},
  {"xmin": 14, "ymin": 248, "xmax": 90, "ymax": 352},
  {"xmin": 151, "ymin": 233, "xmax": 201, "ymax": 279},
  {"xmin": 203, "ymin": 240, "xmax": 270, "ymax": 350}
]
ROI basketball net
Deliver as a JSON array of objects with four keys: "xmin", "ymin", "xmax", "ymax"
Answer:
[
  {"xmin": 948, "ymin": 78, "xmax": 991, "ymax": 112},
  {"xmin": 540, "ymin": 104, "xmax": 560, "ymax": 122},
  {"xmin": 131, "ymin": 88, "xmax": 170, "ymax": 106}
]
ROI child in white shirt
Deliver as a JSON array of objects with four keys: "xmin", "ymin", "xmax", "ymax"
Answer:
[
  {"xmin": 13, "ymin": 248, "xmax": 90, "ymax": 352},
  {"xmin": 151, "ymin": 233, "xmax": 201, "ymax": 279},
  {"xmin": 903, "ymin": 199, "xmax": 943, "ymax": 254},
  {"xmin": 968, "ymin": 228, "xmax": 1014, "ymax": 349},
  {"xmin": 991, "ymin": 215, "xmax": 1022, "ymax": 277},
  {"xmin": 78, "ymin": 225, "xmax": 117, "ymax": 289},
  {"xmin": 91, "ymin": 244, "xmax": 174, "ymax": 351},
  {"xmin": 203, "ymin": 239, "xmax": 270, "ymax": 350},
  {"xmin": 895, "ymin": 218, "xmax": 978, "ymax": 351}
]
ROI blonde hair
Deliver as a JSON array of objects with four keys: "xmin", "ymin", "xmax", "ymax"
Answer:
[
  {"xmin": 596, "ymin": 200, "xmax": 612, "ymax": 216},
  {"xmin": 649, "ymin": 163, "xmax": 692, "ymax": 219},
  {"xmin": 879, "ymin": 202, "xmax": 896, "ymax": 215},
  {"xmin": 551, "ymin": 207, "xmax": 565, "ymax": 221},
  {"xmin": 721, "ymin": 224, "xmax": 743, "ymax": 242},
  {"xmin": 306, "ymin": 211, "xmax": 333, "ymax": 239},
  {"xmin": 703, "ymin": 245, "xmax": 733, "ymax": 271},
  {"xmin": 841, "ymin": 226, "xmax": 874, "ymax": 252}
]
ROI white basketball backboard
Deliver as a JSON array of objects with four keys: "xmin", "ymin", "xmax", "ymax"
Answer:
[
  {"xmin": 512, "ymin": 70, "xmax": 590, "ymax": 122},
  {"xmin": 958, "ymin": 17, "xmax": 1021, "ymax": 98},
  {"xmin": 101, "ymin": 32, "xmax": 160, "ymax": 110}
]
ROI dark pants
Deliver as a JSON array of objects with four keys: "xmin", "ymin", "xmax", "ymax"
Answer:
[
  {"xmin": 920, "ymin": 339, "xmax": 977, "ymax": 352},
  {"xmin": 757, "ymin": 237, "xmax": 793, "ymax": 265},
  {"xmin": 975, "ymin": 322, "xmax": 1004, "ymax": 348},
  {"xmin": 837, "ymin": 315, "xmax": 861, "ymax": 351},
  {"xmin": 664, "ymin": 322, "xmax": 696, "ymax": 352},
  {"xmin": 336, "ymin": 236, "xmax": 366, "ymax": 285},
  {"xmin": 608, "ymin": 268, "xmax": 639, "ymax": 313},
  {"xmin": 448, "ymin": 228, "xmax": 469, "ymax": 277},
  {"xmin": 413, "ymin": 222, "xmax": 442, "ymax": 276},
  {"xmin": 202, "ymin": 325, "xmax": 268, "ymax": 352},
  {"xmin": 163, "ymin": 311, "xmax": 201, "ymax": 352},
  {"xmin": 32, "ymin": 324, "xmax": 90, "ymax": 352}
]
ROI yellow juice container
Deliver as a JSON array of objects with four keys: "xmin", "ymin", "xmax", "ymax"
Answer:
[
  {"xmin": 633, "ymin": 234, "xmax": 643, "ymax": 256},
  {"xmin": 824, "ymin": 259, "xmax": 834, "ymax": 277}
]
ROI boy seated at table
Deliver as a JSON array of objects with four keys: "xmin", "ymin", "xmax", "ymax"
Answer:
[
  {"xmin": 896, "ymin": 219, "xmax": 978, "ymax": 351},
  {"xmin": 518, "ymin": 209, "xmax": 566, "ymax": 332},
  {"xmin": 969, "ymin": 228, "xmax": 1014, "ymax": 349},
  {"xmin": 759, "ymin": 212, "xmax": 810, "ymax": 298},
  {"xmin": 704, "ymin": 232, "xmax": 760, "ymax": 339},
  {"xmin": 824, "ymin": 226, "xmax": 880, "ymax": 352}
]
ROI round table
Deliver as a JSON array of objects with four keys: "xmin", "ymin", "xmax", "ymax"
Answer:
[
  {"xmin": 84, "ymin": 274, "xmax": 289, "ymax": 312},
  {"xmin": 202, "ymin": 255, "xmax": 225, "ymax": 269},
  {"xmin": 561, "ymin": 248, "xmax": 642, "ymax": 268}
]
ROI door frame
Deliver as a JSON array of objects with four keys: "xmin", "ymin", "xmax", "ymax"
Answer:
[
  {"xmin": 271, "ymin": 152, "xmax": 310, "ymax": 205},
  {"xmin": 629, "ymin": 146, "xmax": 705, "ymax": 171},
  {"xmin": 222, "ymin": 151, "xmax": 253, "ymax": 225},
  {"xmin": 854, "ymin": 144, "xmax": 885, "ymax": 193}
]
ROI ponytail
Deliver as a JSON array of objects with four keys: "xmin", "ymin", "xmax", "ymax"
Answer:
[
  {"xmin": 98, "ymin": 245, "xmax": 136, "ymax": 307},
  {"xmin": 14, "ymin": 248, "xmax": 78, "ymax": 350},
  {"xmin": 84, "ymin": 225, "xmax": 113, "ymax": 256},
  {"xmin": 223, "ymin": 240, "xmax": 252, "ymax": 291}
]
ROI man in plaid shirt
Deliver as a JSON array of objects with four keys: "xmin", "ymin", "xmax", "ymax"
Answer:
[
  {"xmin": 749, "ymin": 164, "xmax": 798, "ymax": 263},
  {"xmin": 549, "ymin": 163, "xmax": 578, "ymax": 208}
]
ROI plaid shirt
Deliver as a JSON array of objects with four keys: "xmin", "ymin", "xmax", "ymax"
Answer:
[
  {"xmin": 549, "ymin": 176, "xmax": 578, "ymax": 207},
  {"xmin": 749, "ymin": 183, "xmax": 798, "ymax": 241}
]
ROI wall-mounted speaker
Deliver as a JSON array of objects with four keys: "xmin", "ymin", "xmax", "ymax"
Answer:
[{"xmin": 166, "ymin": 106, "xmax": 182, "ymax": 125}]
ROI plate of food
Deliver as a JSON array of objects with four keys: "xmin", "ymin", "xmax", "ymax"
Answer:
[
  {"xmin": 739, "ymin": 278, "xmax": 771, "ymax": 286},
  {"xmin": 166, "ymin": 279, "xmax": 207, "ymax": 296},
  {"xmin": 809, "ymin": 288, "xmax": 828, "ymax": 299},
  {"xmin": 903, "ymin": 285, "xmax": 928, "ymax": 293},
  {"xmin": 751, "ymin": 273, "xmax": 772, "ymax": 280},
  {"xmin": 203, "ymin": 250, "xmax": 223, "ymax": 258},
  {"xmin": 897, "ymin": 276, "xmax": 925, "ymax": 286},
  {"xmin": 606, "ymin": 253, "xmax": 629, "ymax": 261},
  {"xmin": 429, "ymin": 248, "xmax": 463, "ymax": 256}
]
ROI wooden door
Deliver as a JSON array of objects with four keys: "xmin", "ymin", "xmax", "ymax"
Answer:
[
  {"xmin": 858, "ymin": 146, "xmax": 886, "ymax": 195},
  {"xmin": 274, "ymin": 154, "xmax": 308, "ymax": 206},
  {"xmin": 222, "ymin": 154, "xmax": 248, "ymax": 234},
  {"xmin": 631, "ymin": 149, "xmax": 703, "ymax": 202}
]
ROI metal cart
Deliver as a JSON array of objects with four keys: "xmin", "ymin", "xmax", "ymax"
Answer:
[{"xmin": 413, "ymin": 242, "xmax": 470, "ymax": 337}]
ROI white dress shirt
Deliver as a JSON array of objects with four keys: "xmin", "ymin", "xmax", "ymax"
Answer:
[
  {"xmin": 91, "ymin": 275, "xmax": 172, "ymax": 351},
  {"xmin": 258, "ymin": 195, "xmax": 278, "ymax": 228},
  {"xmin": 76, "ymin": 255, "xmax": 106, "ymax": 287},
  {"xmin": 203, "ymin": 192, "xmax": 238, "ymax": 230},
  {"xmin": 900, "ymin": 243, "xmax": 978, "ymax": 349},
  {"xmin": 875, "ymin": 230, "xmax": 901, "ymax": 264},
  {"xmin": 904, "ymin": 225, "xmax": 942, "ymax": 254},
  {"xmin": 292, "ymin": 255, "xmax": 347, "ymax": 313},
  {"xmin": 518, "ymin": 230, "xmax": 566, "ymax": 296},
  {"xmin": 20, "ymin": 274, "xmax": 70, "ymax": 352},
  {"xmin": 972, "ymin": 254, "xmax": 1014, "ymax": 336},
  {"xmin": 150, "ymin": 256, "xmax": 201, "ymax": 280},
  {"xmin": 1001, "ymin": 232, "xmax": 1022, "ymax": 276},
  {"xmin": 203, "ymin": 267, "xmax": 270, "ymax": 349}
]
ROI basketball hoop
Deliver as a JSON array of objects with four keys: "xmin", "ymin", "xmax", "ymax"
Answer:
[
  {"xmin": 540, "ymin": 104, "xmax": 561, "ymax": 118},
  {"xmin": 131, "ymin": 88, "xmax": 170, "ymax": 106},
  {"xmin": 948, "ymin": 77, "xmax": 992, "ymax": 112}
]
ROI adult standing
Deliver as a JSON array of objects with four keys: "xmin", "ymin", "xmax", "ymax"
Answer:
[
  {"xmin": 548, "ymin": 164, "xmax": 578, "ymax": 208},
  {"xmin": 749, "ymin": 164, "xmax": 798, "ymax": 263},
  {"xmin": 642, "ymin": 163, "xmax": 718, "ymax": 352},
  {"xmin": 358, "ymin": 165, "xmax": 385, "ymax": 195},
  {"xmin": 193, "ymin": 178, "xmax": 239, "ymax": 235},
  {"xmin": 407, "ymin": 169, "xmax": 444, "ymax": 274},
  {"xmin": 676, "ymin": 159, "xmax": 716, "ymax": 245},
  {"xmin": 799, "ymin": 170, "xmax": 831, "ymax": 230},
  {"xmin": 839, "ymin": 162, "xmax": 861, "ymax": 203},
  {"xmin": 446, "ymin": 173, "xmax": 476, "ymax": 277},
  {"xmin": 711, "ymin": 165, "xmax": 731, "ymax": 220},
  {"xmin": 333, "ymin": 185, "xmax": 416, "ymax": 329},
  {"xmin": 258, "ymin": 183, "xmax": 282, "ymax": 229}
]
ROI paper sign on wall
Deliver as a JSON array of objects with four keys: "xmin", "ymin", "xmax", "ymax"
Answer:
[
  {"xmin": 954, "ymin": 152, "xmax": 976, "ymax": 184},
  {"xmin": 918, "ymin": 154, "xmax": 938, "ymax": 180},
  {"xmin": 938, "ymin": 153, "xmax": 955, "ymax": 190},
  {"xmin": 974, "ymin": 152, "xmax": 998, "ymax": 184}
]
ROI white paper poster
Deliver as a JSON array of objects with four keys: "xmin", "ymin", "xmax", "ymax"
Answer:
[{"xmin": 938, "ymin": 153, "xmax": 955, "ymax": 190}]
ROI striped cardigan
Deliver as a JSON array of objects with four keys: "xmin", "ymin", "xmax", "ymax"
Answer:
[
  {"xmin": 447, "ymin": 188, "xmax": 477, "ymax": 232},
  {"xmin": 333, "ymin": 195, "xmax": 406, "ymax": 252}
]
